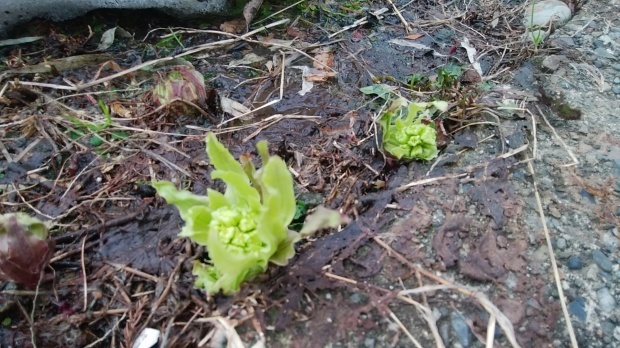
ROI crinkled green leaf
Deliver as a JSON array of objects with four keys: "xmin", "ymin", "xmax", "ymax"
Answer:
[
  {"xmin": 378, "ymin": 99, "xmax": 442, "ymax": 161},
  {"xmin": 151, "ymin": 181, "xmax": 209, "ymax": 220},
  {"xmin": 205, "ymin": 221, "xmax": 269, "ymax": 294},
  {"xmin": 192, "ymin": 262, "xmax": 223, "ymax": 294},
  {"xmin": 258, "ymin": 157, "xmax": 296, "ymax": 229},
  {"xmin": 206, "ymin": 133, "xmax": 246, "ymax": 177},
  {"xmin": 256, "ymin": 140, "xmax": 270, "ymax": 167},
  {"xmin": 254, "ymin": 159, "xmax": 295, "ymax": 251},
  {"xmin": 211, "ymin": 170, "xmax": 261, "ymax": 212},
  {"xmin": 178, "ymin": 206, "xmax": 212, "ymax": 245},
  {"xmin": 269, "ymin": 229, "xmax": 301, "ymax": 266},
  {"xmin": 207, "ymin": 188, "xmax": 229, "ymax": 211}
]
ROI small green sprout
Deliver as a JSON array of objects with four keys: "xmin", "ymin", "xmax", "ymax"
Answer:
[
  {"xmin": 378, "ymin": 98, "xmax": 448, "ymax": 161},
  {"xmin": 435, "ymin": 64, "xmax": 462, "ymax": 90},
  {"xmin": 153, "ymin": 134, "xmax": 345, "ymax": 295}
]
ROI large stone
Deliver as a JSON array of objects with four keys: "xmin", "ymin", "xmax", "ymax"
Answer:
[
  {"xmin": 523, "ymin": 0, "xmax": 572, "ymax": 28},
  {"xmin": 0, "ymin": 0, "xmax": 229, "ymax": 38},
  {"xmin": 523, "ymin": 0, "xmax": 572, "ymax": 43}
]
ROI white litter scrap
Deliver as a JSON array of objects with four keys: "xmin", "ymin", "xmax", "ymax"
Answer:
[
  {"xmin": 0, "ymin": 36, "xmax": 43, "ymax": 47},
  {"xmin": 228, "ymin": 52, "xmax": 266, "ymax": 67},
  {"xmin": 220, "ymin": 96, "xmax": 253, "ymax": 120},
  {"xmin": 132, "ymin": 328, "xmax": 160, "ymax": 348},
  {"xmin": 96, "ymin": 26, "xmax": 133, "ymax": 51},
  {"xmin": 388, "ymin": 38, "xmax": 448, "ymax": 58},
  {"xmin": 460, "ymin": 37, "xmax": 483, "ymax": 77},
  {"xmin": 292, "ymin": 65, "xmax": 315, "ymax": 96},
  {"xmin": 388, "ymin": 38, "xmax": 432, "ymax": 51}
]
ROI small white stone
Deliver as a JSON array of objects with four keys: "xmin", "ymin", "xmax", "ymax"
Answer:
[{"xmin": 132, "ymin": 328, "xmax": 160, "ymax": 348}]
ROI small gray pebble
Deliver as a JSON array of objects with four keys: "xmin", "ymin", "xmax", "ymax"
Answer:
[
  {"xmin": 594, "ymin": 47, "xmax": 615, "ymax": 59},
  {"xmin": 439, "ymin": 321, "xmax": 450, "ymax": 346},
  {"xmin": 614, "ymin": 77, "xmax": 620, "ymax": 84},
  {"xmin": 556, "ymin": 238, "xmax": 568, "ymax": 250},
  {"xmin": 594, "ymin": 60, "xmax": 604, "ymax": 68},
  {"xmin": 593, "ymin": 40, "xmax": 604, "ymax": 49},
  {"xmin": 602, "ymin": 233, "xmax": 618, "ymax": 251},
  {"xmin": 602, "ymin": 320, "xmax": 616, "ymax": 337},
  {"xmin": 593, "ymin": 250, "xmax": 613, "ymax": 272},
  {"xmin": 597, "ymin": 288, "xmax": 616, "ymax": 313},
  {"xmin": 451, "ymin": 311, "xmax": 472, "ymax": 348},
  {"xmin": 364, "ymin": 338, "xmax": 376, "ymax": 348},
  {"xmin": 567, "ymin": 255, "xmax": 583, "ymax": 270},
  {"xmin": 349, "ymin": 293, "xmax": 362, "ymax": 304},
  {"xmin": 612, "ymin": 64, "xmax": 620, "ymax": 71},
  {"xmin": 568, "ymin": 296, "xmax": 587, "ymax": 321},
  {"xmin": 613, "ymin": 86, "xmax": 620, "ymax": 94}
]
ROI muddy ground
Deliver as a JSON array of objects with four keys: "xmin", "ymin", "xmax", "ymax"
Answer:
[{"xmin": 0, "ymin": 0, "xmax": 619, "ymax": 347}]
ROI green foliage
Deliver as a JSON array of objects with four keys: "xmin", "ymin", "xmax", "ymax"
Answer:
[
  {"xmin": 529, "ymin": 1, "xmax": 543, "ymax": 50},
  {"xmin": 406, "ymin": 73, "xmax": 423, "ymax": 89},
  {"xmin": 156, "ymin": 29, "xmax": 184, "ymax": 50},
  {"xmin": 298, "ymin": 3, "xmax": 318, "ymax": 17},
  {"xmin": 378, "ymin": 98, "xmax": 448, "ymax": 161},
  {"xmin": 359, "ymin": 83, "xmax": 396, "ymax": 99},
  {"xmin": 289, "ymin": 200, "xmax": 309, "ymax": 232},
  {"xmin": 66, "ymin": 100, "xmax": 117, "ymax": 147},
  {"xmin": 152, "ymin": 133, "xmax": 345, "ymax": 295},
  {"xmin": 435, "ymin": 64, "xmax": 461, "ymax": 90}
]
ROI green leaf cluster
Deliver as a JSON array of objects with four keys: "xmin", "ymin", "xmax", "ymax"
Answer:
[
  {"xmin": 378, "ymin": 98, "xmax": 448, "ymax": 161},
  {"xmin": 153, "ymin": 134, "xmax": 344, "ymax": 295}
]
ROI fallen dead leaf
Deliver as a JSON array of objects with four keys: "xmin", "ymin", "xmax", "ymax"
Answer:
[
  {"xmin": 460, "ymin": 69, "xmax": 482, "ymax": 83},
  {"xmin": 110, "ymin": 102, "xmax": 133, "ymax": 118},
  {"xmin": 220, "ymin": 19, "xmax": 246, "ymax": 34},
  {"xmin": 8, "ymin": 54, "xmax": 113, "ymax": 74},
  {"xmin": 404, "ymin": 33, "xmax": 424, "ymax": 40},
  {"xmin": 460, "ymin": 37, "xmax": 483, "ymax": 77},
  {"xmin": 243, "ymin": 0, "xmax": 264, "ymax": 28},
  {"xmin": 95, "ymin": 26, "xmax": 133, "ymax": 51},
  {"xmin": 220, "ymin": 96, "xmax": 252, "ymax": 120},
  {"xmin": 286, "ymin": 26, "xmax": 306, "ymax": 39},
  {"xmin": 351, "ymin": 28, "xmax": 364, "ymax": 42},
  {"xmin": 313, "ymin": 48, "xmax": 334, "ymax": 71},
  {"xmin": 305, "ymin": 71, "xmax": 338, "ymax": 82},
  {"xmin": 229, "ymin": 53, "xmax": 266, "ymax": 67}
]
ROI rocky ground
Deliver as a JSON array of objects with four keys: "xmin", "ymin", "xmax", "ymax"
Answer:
[{"xmin": 519, "ymin": 0, "xmax": 620, "ymax": 346}]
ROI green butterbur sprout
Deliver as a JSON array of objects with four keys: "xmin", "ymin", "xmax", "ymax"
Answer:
[
  {"xmin": 153, "ymin": 133, "xmax": 346, "ymax": 295},
  {"xmin": 0, "ymin": 213, "xmax": 55, "ymax": 288},
  {"xmin": 378, "ymin": 98, "xmax": 448, "ymax": 161}
]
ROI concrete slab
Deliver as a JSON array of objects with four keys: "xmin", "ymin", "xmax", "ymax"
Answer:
[{"xmin": 0, "ymin": 0, "xmax": 230, "ymax": 38}]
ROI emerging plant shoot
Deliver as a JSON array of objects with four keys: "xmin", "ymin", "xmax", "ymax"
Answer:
[{"xmin": 153, "ymin": 133, "xmax": 345, "ymax": 295}]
